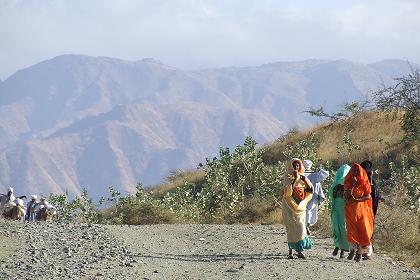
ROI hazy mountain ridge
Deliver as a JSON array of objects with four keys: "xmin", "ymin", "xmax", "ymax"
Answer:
[{"xmin": 0, "ymin": 55, "xmax": 418, "ymax": 197}]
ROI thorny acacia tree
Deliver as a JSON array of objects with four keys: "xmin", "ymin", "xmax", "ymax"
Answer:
[
  {"xmin": 304, "ymin": 99, "xmax": 372, "ymax": 123},
  {"xmin": 374, "ymin": 70, "xmax": 420, "ymax": 146}
]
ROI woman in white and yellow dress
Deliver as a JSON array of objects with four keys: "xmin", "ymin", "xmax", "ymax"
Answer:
[{"xmin": 281, "ymin": 159, "xmax": 314, "ymax": 259}]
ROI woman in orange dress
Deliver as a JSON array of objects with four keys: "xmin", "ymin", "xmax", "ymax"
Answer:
[
  {"xmin": 344, "ymin": 163, "xmax": 374, "ymax": 262},
  {"xmin": 282, "ymin": 159, "xmax": 314, "ymax": 259}
]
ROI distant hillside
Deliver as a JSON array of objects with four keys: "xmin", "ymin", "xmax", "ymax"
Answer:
[{"xmin": 0, "ymin": 55, "xmax": 418, "ymax": 198}]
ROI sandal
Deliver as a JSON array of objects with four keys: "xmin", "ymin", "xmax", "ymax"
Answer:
[
  {"xmin": 332, "ymin": 247, "xmax": 339, "ymax": 256},
  {"xmin": 297, "ymin": 252, "xmax": 306, "ymax": 259},
  {"xmin": 287, "ymin": 254, "xmax": 294, "ymax": 259},
  {"xmin": 362, "ymin": 254, "xmax": 370, "ymax": 260},
  {"xmin": 339, "ymin": 250, "xmax": 345, "ymax": 259},
  {"xmin": 354, "ymin": 253, "xmax": 361, "ymax": 262}
]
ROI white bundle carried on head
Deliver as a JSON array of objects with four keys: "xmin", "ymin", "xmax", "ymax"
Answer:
[
  {"xmin": 303, "ymin": 159, "xmax": 313, "ymax": 171},
  {"xmin": 15, "ymin": 198, "xmax": 24, "ymax": 207}
]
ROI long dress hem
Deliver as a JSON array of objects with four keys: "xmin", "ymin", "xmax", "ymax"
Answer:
[{"xmin": 288, "ymin": 236, "xmax": 313, "ymax": 251}]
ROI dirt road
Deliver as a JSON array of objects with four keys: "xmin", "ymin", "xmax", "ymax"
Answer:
[{"xmin": 0, "ymin": 220, "xmax": 418, "ymax": 279}]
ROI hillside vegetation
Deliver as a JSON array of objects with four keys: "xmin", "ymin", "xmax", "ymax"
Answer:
[
  {"xmin": 265, "ymin": 111, "xmax": 407, "ymax": 173},
  {"xmin": 152, "ymin": 111, "xmax": 420, "ymax": 266},
  {"xmin": 48, "ymin": 109, "xmax": 419, "ymax": 266}
]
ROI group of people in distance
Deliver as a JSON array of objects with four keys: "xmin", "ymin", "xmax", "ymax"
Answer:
[
  {"xmin": 282, "ymin": 158, "xmax": 379, "ymax": 262},
  {"xmin": 0, "ymin": 187, "xmax": 56, "ymax": 221}
]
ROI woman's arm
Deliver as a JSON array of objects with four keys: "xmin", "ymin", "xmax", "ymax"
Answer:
[
  {"xmin": 352, "ymin": 194, "xmax": 371, "ymax": 202},
  {"xmin": 345, "ymin": 181, "xmax": 371, "ymax": 202},
  {"xmin": 300, "ymin": 174, "xmax": 314, "ymax": 193}
]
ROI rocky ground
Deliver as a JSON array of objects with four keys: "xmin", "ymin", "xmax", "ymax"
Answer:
[{"xmin": 0, "ymin": 220, "xmax": 418, "ymax": 280}]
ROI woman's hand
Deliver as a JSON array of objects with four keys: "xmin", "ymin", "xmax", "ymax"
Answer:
[
  {"xmin": 354, "ymin": 194, "xmax": 371, "ymax": 201},
  {"xmin": 345, "ymin": 192, "xmax": 370, "ymax": 202},
  {"xmin": 344, "ymin": 190, "xmax": 352, "ymax": 201},
  {"xmin": 299, "ymin": 174, "xmax": 313, "ymax": 192}
]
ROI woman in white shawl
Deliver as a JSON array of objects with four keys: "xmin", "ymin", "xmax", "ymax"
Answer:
[
  {"xmin": 303, "ymin": 159, "xmax": 329, "ymax": 235},
  {"xmin": 281, "ymin": 159, "xmax": 314, "ymax": 259}
]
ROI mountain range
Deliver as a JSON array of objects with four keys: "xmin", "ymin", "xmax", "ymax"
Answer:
[{"xmin": 0, "ymin": 55, "xmax": 418, "ymax": 198}]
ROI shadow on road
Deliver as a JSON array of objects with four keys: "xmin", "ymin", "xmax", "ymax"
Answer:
[
  {"xmin": 133, "ymin": 252, "xmax": 347, "ymax": 264},
  {"xmin": 134, "ymin": 252, "xmax": 286, "ymax": 262}
]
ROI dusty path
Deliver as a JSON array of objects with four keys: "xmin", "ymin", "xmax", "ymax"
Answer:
[{"xmin": 0, "ymin": 220, "xmax": 418, "ymax": 279}]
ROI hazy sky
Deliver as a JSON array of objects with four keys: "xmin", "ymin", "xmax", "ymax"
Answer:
[{"xmin": 1, "ymin": 0, "xmax": 420, "ymax": 80}]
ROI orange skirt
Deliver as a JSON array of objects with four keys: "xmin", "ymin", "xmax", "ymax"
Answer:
[{"xmin": 345, "ymin": 199, "xmax": 374, "ymax": 247}]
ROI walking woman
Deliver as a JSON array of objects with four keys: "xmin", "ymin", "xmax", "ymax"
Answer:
[
  {"xmin": 282, "ymin": 158, "xmax": 314, "ymax": 259},
  {"xmin": 360, "ymin": 160, "xmax": 379, "ymax": 218},
  {"xmin": 328, "ymin": 164, "xmax": 351, "ymax": 258},
  {"xmin": 344, "ymin": 163, "xmax": 374, "ymax": 262}
]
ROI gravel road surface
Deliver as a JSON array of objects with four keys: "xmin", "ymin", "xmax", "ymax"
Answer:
[{"xmin": 0, "ymin": 220, "xmax": 418, "ymax": 279}]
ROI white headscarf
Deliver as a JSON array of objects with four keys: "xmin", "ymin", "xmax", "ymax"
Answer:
[{"xmin": 303, "ymin": 159, "xmax": 313, "ymax": 171}]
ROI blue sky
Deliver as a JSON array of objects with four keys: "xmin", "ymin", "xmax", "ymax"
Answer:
[{"xmin": 1, "ymin": 0, "xmax": 419, "ymax": 79}]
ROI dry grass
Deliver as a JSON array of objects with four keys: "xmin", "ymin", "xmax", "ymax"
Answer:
[
  {"xmin": 265, "ymin": 111, "xmax": 405, "ymax": 167},
  {"xmin": 310, "ymin": 207, "xmax": 332, "ymax": 238},
  {"xmin": 212, "ymin": 198, "xmax": 283, "ymax": 225},
  {"xmin": 257, "ymin": 208, "xmax": 283, "ymax": 225},
  {"xmin": 120, "ymin": 203, "xmax": 179, "ymax": 225},
  {"xmin": 151, "ymin": 170, "xmax": 206, "ymax": 198},
  {"xmin": 317, "ymin": 111, "xmax": 404, "ymax": 163},
  {"xmin": 99, "ymin": 201, "xmax": 179, "ymax": 225},
  {"xmin": 374, "ymin": 203, "xmax": 420, "ymax": 268}
]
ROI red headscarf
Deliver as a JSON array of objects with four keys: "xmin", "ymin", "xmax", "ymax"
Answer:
[
  {"xmin": 344, "ymin": 163, "xmax": 371, "ymax": 198},
  {"xmin": 290, "ymin": 158, "xmax": 305, "ymax": 175}
]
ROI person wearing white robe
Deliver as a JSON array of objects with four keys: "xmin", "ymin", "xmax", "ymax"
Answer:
[
  {"xmin": 34, "ymin": 198, "xmax": 57, "ymax": 220},
  {"xmin": 303, "ymin": 160, "xmax": 329, "ymax": 234},
  {"xmin": 1, "ymin": 187, "xmax": 16, "ymax": 216}
]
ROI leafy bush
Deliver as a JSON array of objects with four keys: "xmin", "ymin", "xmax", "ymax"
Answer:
[
  {"xmin": 281, "ymin": 133, "xmax": 319, "ymax": 165},
  {"xmin": 48, "ymin": 188, "xmax": 102, "ymax": 223},
  {"xmin": 108, "ymin": 184, "xmax": 178, "ymax": 225},
  {"xmin": 384, "ymin": 157, "xmax": 420, "ymax": 212},
  {"xmin": 192, "ymin": 136, "xmax": 286, "ymax": 222}
]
